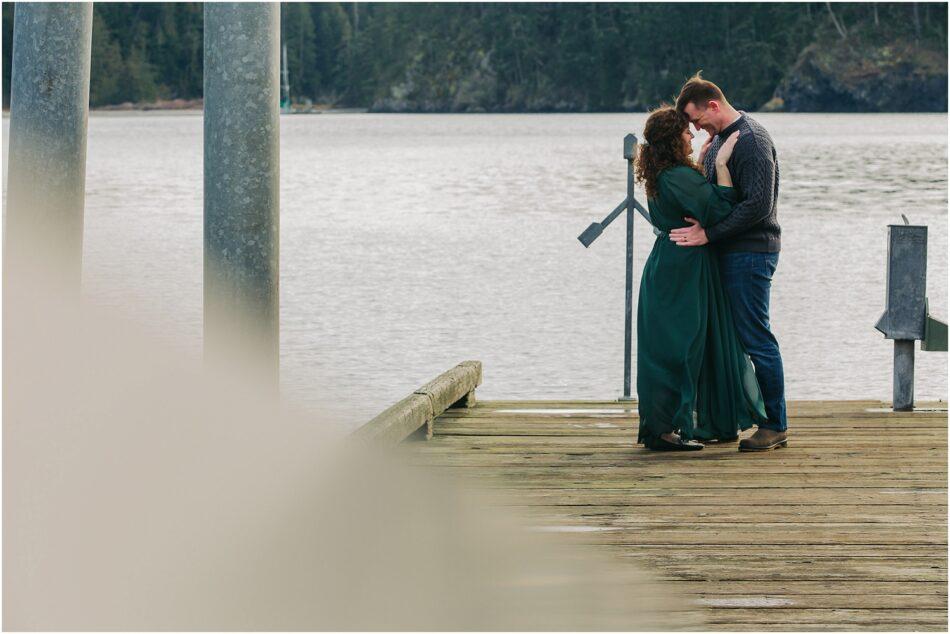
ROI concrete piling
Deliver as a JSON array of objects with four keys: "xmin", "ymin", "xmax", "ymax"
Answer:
[
  {"xmin": 203, "ymin": 3, "xmax": 281, "ymax": 384},
  {"xmin": 4, "ymin": 2, "xmax": 93, "ymax": 292}
]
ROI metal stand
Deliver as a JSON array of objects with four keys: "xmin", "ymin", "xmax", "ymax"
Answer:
[
  {"xmin": 874, "ymin": 222, "xmax": 942, "ymax": 412},
  {"xmin": 577, "ymin": 134, "xmax": 643, "ymax": 402},
  {"xmin": 621, "ymin": 134, "xmax": 637, "ymax": 401}
]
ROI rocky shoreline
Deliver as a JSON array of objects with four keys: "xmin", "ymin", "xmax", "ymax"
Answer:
[
  {"xmin": 96, "ymin": 98, "xmax": 204, "ymax": 111},
  {"xmin": 762, "ymin": 38, "xmax": 947, "ymax": 113},
  {"xmin": 89, "ymin": 99, "xmax": 369, "ymax": 114}
]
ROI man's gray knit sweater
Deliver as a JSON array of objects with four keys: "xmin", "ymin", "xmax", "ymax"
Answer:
[{"xmin": 701, "ymin": 112, "xmax": 781, "ymax": 253}]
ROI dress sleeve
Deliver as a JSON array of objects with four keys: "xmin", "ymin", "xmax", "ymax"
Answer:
[{"xmin": 658, "ymin": 166, "xmax": 736, "ymax": 228}]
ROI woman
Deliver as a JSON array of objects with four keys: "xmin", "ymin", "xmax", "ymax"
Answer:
[{"xmin": 635, "ymin": 106, "xmax": 767, "ymax": 451}]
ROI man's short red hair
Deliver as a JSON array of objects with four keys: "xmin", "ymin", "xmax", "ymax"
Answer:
[{"xmin": 675, "ymin": 71, "xmax": 728, "ymax": 113}]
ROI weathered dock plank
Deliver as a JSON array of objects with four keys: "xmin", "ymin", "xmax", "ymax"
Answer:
[
  {"xmin": 403, "ymin": 399, "xmax": 949, "ymax": 631},
  {"xmin": 488, "ymin": 489, "xmax": 947, "ymax": 506}
]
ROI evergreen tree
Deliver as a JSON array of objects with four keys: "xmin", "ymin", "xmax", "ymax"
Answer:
[
  {"xmin": 281, "ymin": 2, "xmax": 317, "ymax": 102},
  {"xmin": 312, "ymin": 3, "xmax": 353, "ymax": 100},
  {"xmin": 89, "ymin": 10, "xmax": 125, "ymax": 106}
]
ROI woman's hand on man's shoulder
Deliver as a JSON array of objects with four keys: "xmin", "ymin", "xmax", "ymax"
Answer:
[{"xmin": 715, "ymin": 131, "xmax": 741, "ymax": 166}]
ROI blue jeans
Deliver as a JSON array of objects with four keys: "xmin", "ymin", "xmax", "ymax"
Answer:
[{"xmin": 718, "ymin": 252, "xmax": 788, "ymax": 432}]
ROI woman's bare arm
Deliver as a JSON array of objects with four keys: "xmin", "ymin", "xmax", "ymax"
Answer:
[{"xmin": 715, "ymin": 130, "xmax": 739, "ymax": 188}]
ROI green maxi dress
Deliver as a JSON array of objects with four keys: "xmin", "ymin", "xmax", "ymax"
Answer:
[{"xmin": 637, "ymin": 165, "xmax": 767, "ymax": 446}]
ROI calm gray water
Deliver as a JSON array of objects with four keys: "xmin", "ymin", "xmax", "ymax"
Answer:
[{"xmin": 3, "ymin": 112, "xmax": 948, "ymax": 428}]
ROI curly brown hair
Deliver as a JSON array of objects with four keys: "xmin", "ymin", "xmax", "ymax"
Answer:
[{"xmin": 635, "ymin": 105, "xmax": 701, "ymax": 199}]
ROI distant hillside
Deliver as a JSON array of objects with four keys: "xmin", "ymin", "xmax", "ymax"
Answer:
[
  {"xmin": 2, "ymin": 2, "xmax": 947, "ymax": 112},
  {"xmin": 765, "ymin": 19, "xmax": 948, "ymax": 112}
]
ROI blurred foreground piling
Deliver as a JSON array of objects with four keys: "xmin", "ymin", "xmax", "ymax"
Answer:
[
  {"xmin": 3, "ymin": 2, "xmax": 92, "ymax": 293},
  {"xmin": 5, "ymin": 2, "xmax": 282, "ymax": 386},
  {"xmin": 203, "ymin": 3, "xmax": 281, "ymax": 385}
]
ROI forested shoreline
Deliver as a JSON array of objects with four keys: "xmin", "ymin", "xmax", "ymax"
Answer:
[{"xmin": 2, "ymin": 2, "xmax": 947, "ymax": 112}]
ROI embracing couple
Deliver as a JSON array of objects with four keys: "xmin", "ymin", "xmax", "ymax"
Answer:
[{"xmin": 635, "ymin": 72, "xmax": 787, "ymax": 452}]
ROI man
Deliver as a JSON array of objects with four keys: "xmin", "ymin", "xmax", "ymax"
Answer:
[{"xmin": 671, "ymin": 72, "xmax": 788, "ymax": 452}]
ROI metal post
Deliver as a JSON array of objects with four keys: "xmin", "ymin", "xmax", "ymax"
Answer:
[
  {"xmin": 621, "ymin": 134, "xmax": 638, "ymax": 401},
  {"xmin": 3, "ymin": 2, "xmax": 93, "ymax": 292},
  {"xmin": 893, "ymin": 340, "xmax": 915, "ymax": 411},
  {"xmin": 204, "ymin": 3, "xmax": 280, "ymax": 384}
]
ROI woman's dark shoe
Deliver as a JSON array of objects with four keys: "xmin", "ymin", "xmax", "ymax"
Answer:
[{"xmin": 645, "ymin": 435, "xmax": 705, "ymax": 451}]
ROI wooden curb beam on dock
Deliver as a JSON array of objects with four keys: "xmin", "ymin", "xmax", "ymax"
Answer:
[{"xmin": 351, "ymin": 361, "xmax": 482, "ymax": 446}]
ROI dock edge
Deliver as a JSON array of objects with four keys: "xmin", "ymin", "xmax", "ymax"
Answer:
[{"xmin": 350, "ymin": 360, "xmax": 482, "ymax": 446}]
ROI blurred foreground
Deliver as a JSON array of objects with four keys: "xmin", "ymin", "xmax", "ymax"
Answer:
[{"xmin": 3, "ymin": 243, "xmax": 688, "ymax": 630}]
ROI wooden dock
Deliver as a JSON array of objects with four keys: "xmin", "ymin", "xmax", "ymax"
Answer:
[{"xmin": 402, "ymin": 398, "xmax": 948, "ymax": 631}]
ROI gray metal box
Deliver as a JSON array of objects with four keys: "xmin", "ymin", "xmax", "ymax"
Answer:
[{"xmin": 875, "ymin": 225, "xmax": 927, "ymax": 340}]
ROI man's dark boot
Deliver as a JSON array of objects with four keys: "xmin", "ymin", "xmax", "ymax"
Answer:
[{"xmin": 738, "ymin": 428, "xmax": 788, "ymax": 452}]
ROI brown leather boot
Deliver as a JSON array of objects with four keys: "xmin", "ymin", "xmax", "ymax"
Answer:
[{"xmin": 738, "ymin": 428, "xmax": 788, "ymax": 452}]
